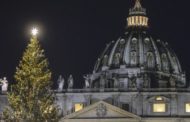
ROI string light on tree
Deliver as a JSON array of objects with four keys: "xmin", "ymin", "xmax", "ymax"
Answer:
[{"xmin": 3, "ymin": 26, "xmax": 59, "ymax": 121}]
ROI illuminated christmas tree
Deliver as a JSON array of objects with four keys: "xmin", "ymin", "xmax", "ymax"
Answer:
[{"xmin": 3, "ymin": 28, "xmax": 59, "ymax": 121}]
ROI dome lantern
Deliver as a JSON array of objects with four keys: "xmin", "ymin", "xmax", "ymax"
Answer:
[{"xmin": 127, "ymin": 0, "xmax": 149, "ymax": 28}]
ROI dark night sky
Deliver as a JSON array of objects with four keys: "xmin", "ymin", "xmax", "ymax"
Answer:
[{"xmin": 0, "ymin": 0, "xmax": 189, "ymax": 88}]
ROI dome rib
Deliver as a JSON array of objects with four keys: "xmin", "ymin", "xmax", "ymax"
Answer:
[
  {"xmin": 150, "ymin": 37, "xmax": 161, "ymax": 71},
  {"xmin": 108, "ymin": 38, "xmax": 121, "ymax": 66},
  {"xmin": 124, "ymin": 31, "xmax": 134, "ymax": 65},
  {"xmin": 139, "ymin": 32, "xmax": 144, "ymax": 66}
]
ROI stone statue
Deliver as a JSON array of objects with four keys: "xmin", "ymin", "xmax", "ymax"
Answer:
[
  {"xmin": 57, "ymin": 75, "xmax": 64, "ymax": 91},
  {"xmin": 102, "ymin": 55, "xmax": 108, "ymax": 66},
  {"xmin": 143, "ymin": 74, "xmax": 150, "ymax": 88},
  {"xmin": 100, "ymin": 75, "xmax": 105, "ymax": 89},
  {"xmin": 113, "ymin": 77, "xmax": 118, "ymax": 88},
  {"xmin": 1, "ymin": 77, "xmax": 8, "ymax": 92},
  {"xmin": 136, "ymin": 77, "xmax": 143, "ymax": 89},
  {"xmin": 114, "ymin": 53, "xmax": 120, "ymax": 66},
  {"xmin": 85, "ymin": 80, "xmax": 90, "ymax": 88},
  {"xmin": 83, "ymin": 75, "xmax": 90, "ymax": 88},
  {"xmin": 169, "ymin": 76, "xmax": 176, "ymax": 88},
  {"xmin": 68, "ymin": 75, "xmax": 74, "ymax": 89}
]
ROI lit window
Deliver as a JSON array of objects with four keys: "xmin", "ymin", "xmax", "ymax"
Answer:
[
  {"xmin": 139, "ymin": 16, "xmax": 142, "ymax": 25},
  {"xmin": 135, "ymin": 16, "xmax": 138, "ymax": 25},
  {"xmin": 142, "ymin": 17, "xmax": 145, "ymax": 25},
  {"xmin": 185, "ymin": 103, "xmax": 190, "ymax": 112},
  {"xmin": 153, "ymin": 103, "xmax": 166, "ymax": 112},
  {"xmin": 137, "ymin": 16, "xmax": 140, "ymax": 25},
  {"xmin": 145, "ymin": 18, "xmax": 148, "ymax": 26},
  {"xmin": 132, "ymin": 17, "xmax": 134, "ymax": 25},
  {"xmin": 127, "ymin": 18, "xmax": 131, "ymax": 26},
  {"xmin": 75, "ymin": 103, "xmax": 83, "ymax": 112},
  {"xmin": 156, "ymin": 96, "xmax": 163, "ymax": 101},
  {"xmin": 129, "ymin": 18, "xmax": 132, "ymax": 25}
]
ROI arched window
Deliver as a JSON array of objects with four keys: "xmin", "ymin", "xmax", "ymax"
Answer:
[
  {"xmin": 102, "ymin": 55, "xmax": 108, "ymax": 66},
  {"xmin": 161, "ymin": 54, "xmax": 169, "ymax": 71},
  {"xmin": 120, "ymin": 39, "xmax": 125, "ymax": 44},
  {"xmin": 147, "ymin": 52, "xmax": 154, "ymax": 68},
  {"xmin": 144, "ymin": 38, "xmax": 150, "ymax": 43},
  {"xmin": 113, "ymin": 53, "xmax": 120, "ymax": 66},
  {"xmin": 153, "ymin": 96, "xmax": 166, "ymax": 113},
  {"xmin": 131, "ymin": 38, "xmax": 137, "ymax": 50},
  {"xmin": 130, "ymin": 51, "xmax": 137, "ymax": 66},
  {"xmin": 132, "ymin": 38, "xmax": 137, "ymax": 43}
]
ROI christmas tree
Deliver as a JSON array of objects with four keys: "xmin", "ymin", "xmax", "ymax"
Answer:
[{"xmin": 3, "ymin": 28, "xmax": 59, "ymax": 121}]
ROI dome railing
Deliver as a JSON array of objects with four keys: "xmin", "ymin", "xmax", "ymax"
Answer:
[{"xmin": 54, "ymin": 87, "xmax": 190, "ymax": 93}]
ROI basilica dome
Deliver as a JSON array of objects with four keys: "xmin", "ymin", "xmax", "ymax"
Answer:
[
  {"xmin": 89, "ymin": 0, "xmax": 186, "ymax": 89},
  {"xmin": 93, "ymin": 31, "xmax": 182, "ymax": 75}
]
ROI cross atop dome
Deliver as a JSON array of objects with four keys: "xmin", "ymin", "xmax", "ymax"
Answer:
[
  {"xmin": 129, "ymin": 0, "xmax": 146, "ymax": 15},
  {"xmin": 134, "ymin": 0, "xmax": 142, "ymax": 9}
]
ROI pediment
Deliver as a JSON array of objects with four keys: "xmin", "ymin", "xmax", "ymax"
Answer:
[{"xmin": 63, "ymin": 101, "xmax": 141, "ymax": 120}]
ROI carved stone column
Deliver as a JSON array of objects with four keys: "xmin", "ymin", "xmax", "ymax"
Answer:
[
  {"xmin": 100, "ymin": 74, "xmax": 106, "ymax": 92},
  {"xmin": 131, "ymin": 94, "xmax": 142, "ymax": 115},
  {"xmin": 171, "ymin": 94, "xmax": 177, "ymax": 116},
  {"xmin": 112, "ymin": 94, "xmax": 120, "ymax": 106},
  {"xmin": 63, "ymin": 95, "xmax": 67, "ymax": 116},
  {"xmin": 84, "ymin": 95, "xmax": 91, "ymax": 106}
]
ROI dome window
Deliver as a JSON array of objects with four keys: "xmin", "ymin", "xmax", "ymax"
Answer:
[
  {"xmin": 161, "ymin": 54, "xmax": 169, "ymax": 71},
  {"xmin": 131, "ymin": 38, "xmax": 138, "ymax": 50},
  {"xmin": 132, "ymin": 38, "xmax": 137, "ymax": 44},
  {"xmin": 157, "ymin": 39, "xmax": 161, "ymax": 43},
  {"xmin": 144, "ymin": 38, "xmax": 150, "ymax": 43},
  {"xmin": 113, "ymin": 53, "xmax": 121, "ymax": 66},
  {"xmin": 130, "ymin": 51, "xmax": 137, "ymax": 66},
  {"xmin": 120, "ymin": 39, "xmax": 125, "ymax": 44},
  {"xmin": 102, "ymin": 55, "xmax": 108, "ymax": 66},
  {"xmin": 147, "ymin": 52, "xmax": 155, "ymax": 68}
]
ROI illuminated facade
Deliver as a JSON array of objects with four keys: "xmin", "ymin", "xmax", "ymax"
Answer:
[
  {"xmin": 56, "ymin": 1, "xmax": 190, "ymax": 122},
  {"xmin": 0, "ymin": 0, "xmax": 190, "ymax": 122}
]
